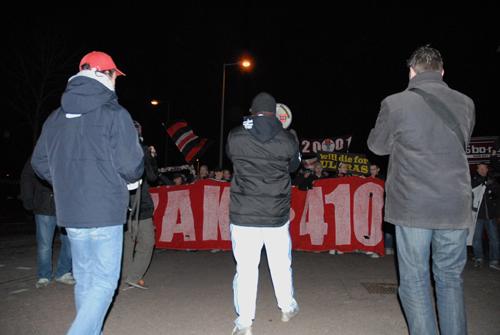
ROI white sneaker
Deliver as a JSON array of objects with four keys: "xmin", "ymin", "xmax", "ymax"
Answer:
[
  {"xmin": 126, "ymin": 279, "xmax": 149, "ymax": 290},
  {"xmin": 490, "ymin": 263, "xmax": 500, "ymax": 271},
  {"xmin": 473, "ymin": 259, "xmax": 483, "ymax": 268},
  {"xmin": 55, "ymin": 273, "xmax": 76, "ymax": 285},
  {"xmin": 281, "ymin": 306, "xmax": 299, "ymax": 322},
  {"xmin": 231, "ymin": 326, "xmax": 252, "ymax": 335},
  {"xmin": 366, "ymin": 251, "xmax": 380, "ymax": 258},
  {"xmin": 35, "ymin": 278, "xmax": 50, "ymax": 288}
]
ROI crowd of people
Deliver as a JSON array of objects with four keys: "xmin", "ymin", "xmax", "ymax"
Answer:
[
  {"xmin": 18, "ymin": 46, "xmax": 500, "ymax": 335},
  {"xmin": 154, "ymin": 164, "xmax": 233, "ymax": 186}
]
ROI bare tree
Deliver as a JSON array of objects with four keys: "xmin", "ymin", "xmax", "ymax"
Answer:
[{"xmin": 5, "ymin": 23, "xmax": 81, "ymax": 146}]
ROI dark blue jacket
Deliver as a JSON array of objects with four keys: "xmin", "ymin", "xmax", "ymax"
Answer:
[{"xmin": 32, "ymin": 74, "xmax": 144, "ymax": 228}]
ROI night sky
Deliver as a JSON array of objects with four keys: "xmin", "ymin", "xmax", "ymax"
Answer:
[{"xmin": 1, "ymin": 5, "xmax": 499, "ymax": 177}]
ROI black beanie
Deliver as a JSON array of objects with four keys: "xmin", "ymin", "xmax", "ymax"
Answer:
[{"xmin": 250, "ymin": 92, "xmax": 276, "ymax": 114}]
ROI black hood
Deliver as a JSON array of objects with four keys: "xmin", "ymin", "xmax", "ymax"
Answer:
[
  {"xmin": 61, "ymin": 76, "xmax": 116, "ymax": 115},
  {"xmin": 247, "ymin": 114, "xmax": 283, "ymax": 143}
]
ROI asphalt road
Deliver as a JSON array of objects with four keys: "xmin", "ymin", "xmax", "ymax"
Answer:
[{"xmin": 1, "ymin": 233, "xmax": 499, "ymax": 335}]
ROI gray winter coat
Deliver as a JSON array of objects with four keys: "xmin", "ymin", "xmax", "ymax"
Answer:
[{"xmin": 367, "ymin": 72, "xmax": 475, "ymax": 229}]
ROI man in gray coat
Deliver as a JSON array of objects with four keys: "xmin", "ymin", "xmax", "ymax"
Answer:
[{"xmin": 367, "ymin": 46, "xmax": 475, "ymax": 335}]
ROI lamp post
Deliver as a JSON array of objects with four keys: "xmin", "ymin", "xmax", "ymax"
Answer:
[
  {"xmin": 218, "ymin": 59, "xmax": 252, "ymax": 167},
  {"xmin": 151, "ymin": 99, "xmax": 170, "ymax": 166}
]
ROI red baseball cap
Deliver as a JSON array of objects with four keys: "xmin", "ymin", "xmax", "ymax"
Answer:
[{"xmin": 79, "ymin": 51, "xmax": 125, "ymax": 76}]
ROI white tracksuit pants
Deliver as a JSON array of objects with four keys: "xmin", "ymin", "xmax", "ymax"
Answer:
[{"xmin": 231, "ymin": 222, "xmax": 298, "ymax": 329}]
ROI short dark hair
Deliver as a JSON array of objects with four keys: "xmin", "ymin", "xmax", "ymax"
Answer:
[{"xmin": 407, "ymin": 45, "xmax": 443, "ymax": 74}]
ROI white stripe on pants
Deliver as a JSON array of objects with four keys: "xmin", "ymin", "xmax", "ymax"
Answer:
[{"xmin": 231, "ymin": 222, "xmax": 298, "ymax": 329}]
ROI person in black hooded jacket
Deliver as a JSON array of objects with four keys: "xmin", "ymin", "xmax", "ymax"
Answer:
[
  {"xmin": 226, "ymin": 92, "xmax": 300, "ymax": 335},
  {"xmin": 122, "ymin": 121, "xmax": 158, "ymax": 289},
  {"xmin": 20, "ymin": 157, "xmax": 74, "ymax": 288},
  {"xmin": 471, "ymin": 162, "xmax": 499, "ymax": 269}
]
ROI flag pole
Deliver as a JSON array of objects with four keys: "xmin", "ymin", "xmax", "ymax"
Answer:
[{"xmin": 161, "ymin": 122, "xmax": 169, "ymax": 168}]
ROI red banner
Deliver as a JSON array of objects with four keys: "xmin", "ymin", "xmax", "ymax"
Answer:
[{"xmin": 150, "ymin": 177, "xmax": 385, "ymax": 255}]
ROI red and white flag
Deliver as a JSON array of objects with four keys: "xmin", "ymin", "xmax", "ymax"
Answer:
[{"xmin": 166, "ymin": 120, "xmax": 210, "ymax": 163}]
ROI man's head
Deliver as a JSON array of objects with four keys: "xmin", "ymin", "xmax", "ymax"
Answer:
[
  {"xmin": 172, "ymin": 173, "xmax": 185, "ymax": 185},
  {"xmin": 338, "ymin": 162, "xmax": 348, "ymax": 174},
  {"xmin": 133, "ymin": 120, "xmax": 143, "ymax": 140},
  {"xmin": 199, "ymin": 165, "xmax": 209, "ymax": 178},
  {"xmin": 223, "ymin": 169, "xmax": 232, "ymax": 180},
  {"xmin": 79, "ymin": 51, "xmax": 125, "ymax": 86},
  {"xmin": 132, "ymin": 120, "xmax": 144, "ymax": 143},
  {"xmin": 477, "ymin": 163, "xmax": 489, "ymax": 177},
  {"xmin": 214, "ymin": 167, "xmax": 224, "ymax": 180},
  {"xmin": 313, "ymin": 162, "xmax": 323, "ymax": 175},
  {"xmin": 369, "ymin": 164, "xmax": 380, "ymax": 178},
  {"xmin": 250, "ymin": 92, "xmax": 276, "ymax": 116},
  {"xmin": 407, "ymin": 45, "xmax": 444, "ymax": 79}
]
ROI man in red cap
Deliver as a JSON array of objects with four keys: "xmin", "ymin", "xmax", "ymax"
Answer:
[
  {"xmin": 79, "ymin": 51, "xmax": 126, "ymax": 76},
  {"xmin": 32, "ymin": 51, "xmax": 143, "ymax": 335}
]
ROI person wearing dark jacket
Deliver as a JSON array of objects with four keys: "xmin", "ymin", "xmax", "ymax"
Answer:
[
  {"xmin": 367, "ymin": 46, "xmax": 475, "ymax": 335},
  {"xmin": 226, "ymin": 92, "xmax": 301, "ymax": 335},
  {"xmin": 293, "ymin": 161, "xmax": 329, "ymax": 190},
  {"xmin": 122, "ymin": 122, "xmax": 158, "ymax": 289},
  {"xmin": 31, "ymin": 51, "xmax": 144, "ymax": 335},
  {"xmin": 471, "ymin": 163, "xmax": 499, "ymax": 270},
  {"xmin": 20, "ymin": 158, "xmax": 74, "ymax": 288}
]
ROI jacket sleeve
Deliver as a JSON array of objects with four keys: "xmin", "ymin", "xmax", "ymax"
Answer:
[
  {"xmin": 487, "ymin": 178, "xmax": 499, "ymax": 198},
  {"xmin": 110, "ymin": 110, "xmax": 144, "ymax": 183},
  {"xmin": 31, "ymin": 124, "xmax": 52, "ymax": 184},
  {"xmin": 19, "ymin": 158, "xmax": 35, "ymax": 211},
  {"xmin": 471, "ymin": 175, "xmax": 484, "ymax": 188},
  {"xmin": 286, "ymin": 128, "xmax": 301, "ymax": 173},
  {"xmin": 466, "ymin": 100, "xmax": 476, "ymax": 143},
  {"xmin": 288, "ymin": 145, "xmax": 301, "ymax": 173},
  {"xmin": 225, "ymin": 131, "xmax": 233, "ymax": 162},
  {"xmin": 144, "ymin": 149, "xmax": 159, "ymax": 183},
  {"xmin": 367, "ymin": 99, "xmax": 394, "ymax": 156}
]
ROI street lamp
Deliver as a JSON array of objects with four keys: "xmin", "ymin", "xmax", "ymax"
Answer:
[
  {"xmin": 218, "ymin": 58, "xmax": 252, "ymax": 167},
  {"xmin": 151, "ymin": 98, "xmax": 171, "ymax": 166}
]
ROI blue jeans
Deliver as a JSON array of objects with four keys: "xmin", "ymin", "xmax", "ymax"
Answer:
[
  {"xmin": 66, "ymin": 225, "xmax": 123, "ymax": 335},
  {"xmin": 472, "ymin": 219, "xmax": 499, "ymax": 263},
  {"xmin": 396, "ymin": 226, "xmax": 467, "ymax": 335},
  {"xmin": 35, "ymin": 214, "xmax": 72, "ymax": 279}
]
